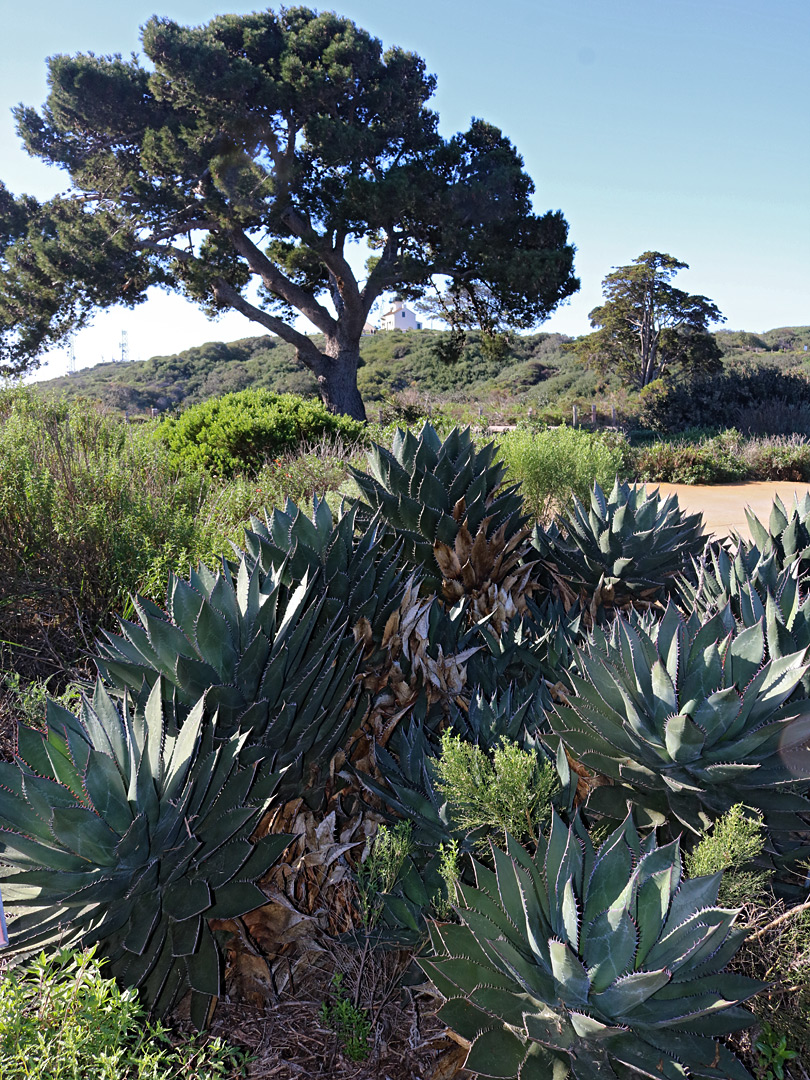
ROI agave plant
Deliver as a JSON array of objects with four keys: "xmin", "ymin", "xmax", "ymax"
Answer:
[
  {"xmin": 675, "ymin": 537, "xmax": 785, "ymax": 621},
  {"xmin": 744, "ymin": 492, "xmax": 810, "ymax": 577},
  {"xmin": 242, "ymin": 497, "xmax": 406, "ymax": 671},
  {"xmin": 420, "ymin": 813, "xmax": 762, "ymax": 1080},
  {"xmin": 536, "ymin": 480, "xmax": 705, "ymax": 615},
  {"xmin": 464, "ymin": 596, "xmax": 583, "ymax": 705},
  {"xmin": 96, "ymin": 555, "xmax": 363, "ymax": 808},
  {"xmin": 351, "ymin": 423, "xmax": 537, "ymax": 626},
  {"xmin": 550, "ymin": 602, "xmax": 810, "ymax": 839},
  {"xmin": 677, "ymin": 540, "xmax": 810, "ymax": 698},
  {"xmin": 0, "ymin": 681, "xmax": 291, "ymax": 1026}
]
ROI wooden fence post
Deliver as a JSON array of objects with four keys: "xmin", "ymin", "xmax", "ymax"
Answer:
[
  {"xmin": 572, "ymin": 404, "xmax": 578, "ymax": 428},
  {"xmin": 591, "ymin": 404, "xmax": 597, "ymax": 426}
]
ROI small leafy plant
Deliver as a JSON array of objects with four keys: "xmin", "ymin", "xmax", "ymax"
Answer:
[
  {"xmin": 318, "ymin": 974, "xmax": 372, "ymax": 1062},
  {"xmin": 0, "ymin": 947, "xmax": 250, "ymax": 1079},
  {"xmin": 755, "ymin": 1022, "xmax": 798, "ymax": 1080},
  {"xmin": 435, "ymin": 838, "xmax": 462, "ymax": 919},
  {"xmin": 355, "ymin": 821, "xmax": 414, "ymax": 929}
]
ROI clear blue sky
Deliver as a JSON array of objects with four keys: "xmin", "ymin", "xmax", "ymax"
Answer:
[{"xmin": 2, "ymin": 0, "xmax": 808, "ymax": 378}]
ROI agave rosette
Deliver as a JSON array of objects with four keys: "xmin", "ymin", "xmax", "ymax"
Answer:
[
  {"xmin": 242, "ymin": 496, "xmax": 406, "ymax": 669},
  {"xmin": 351, "ymin": 423, "xmax": 536, "ymax": 624},
  {"xmin": 0, "ymin": 681, "xmax": 291, "ymax": 1025},
  {"xmin": 420, "ymin": 813, "xmax": 761, "ymax": 1080},
  {"xmin": 551, "ymin": 602, "xmax": 810, "ymax": 838},
  {"xmin": 743, "ymin": 492, "xmax": 810, "ymax": 578},
  {"xmin": 96, "ymin": 553, "xmax": 363, "ymax": 807},
  {"xmin": 536, "ymin": 479, "xmax": 704, "ymax": 614}
]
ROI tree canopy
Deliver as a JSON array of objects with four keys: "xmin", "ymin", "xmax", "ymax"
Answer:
[
  {"xmin": 571, "ymin": 251, "xmax": 724, "ymax": 389},
  {"xmin": 0, "ymin": 7, "xmax": 579, "ymax": 417}
]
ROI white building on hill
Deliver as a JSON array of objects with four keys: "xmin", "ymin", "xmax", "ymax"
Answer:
[{"xmin": 380, "ymin": 299, "xmax": 422, "ymax": 331}]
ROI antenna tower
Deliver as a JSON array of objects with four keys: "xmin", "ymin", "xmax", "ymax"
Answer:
[
  {"xmin": 120, "ymin": 329, "xmax": 130, "ymax": 364},
  {"xmin": 67, "ymin": 342, "xmax": 76, "ymax": 375}
]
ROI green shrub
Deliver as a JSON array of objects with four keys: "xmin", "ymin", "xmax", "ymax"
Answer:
[
  {"xmin": 743, "ymin": 434, "xmax": 810, "ymax": 481},
  {"xmin": 0, "ymin": 387, "xmax": 366, "ymax": 686},
  {"xmin": 638, "ymin": 366, "xmax": 810, "ymax": 435},
  {"xmin": 633, "ymin": 429, "xmax": 749, "ymax": 484},
  {"xmin": 435, "ymin": 732, "xmax": 559, "ymax": 847},
  {"xmin": 495, "ymin": 424, "xmax": 627, "ymax": 520},
  {"xmin": 0, "ymin": 671, "xmax": 81, "ymax": 730},
  {"xmin": 155, "ymin": 389, "xmax": 365, "ymax": 477},
  {"xmin": 0, "ymin": 947, "xmax": 250, "ymax": 1079},
  {"xmin": 685, "ymin": 804, "xmax": 769, "ymax": 908},
  {"xmin": 0, "ymin": 387, "xmax": 206, "ymax": 650}
]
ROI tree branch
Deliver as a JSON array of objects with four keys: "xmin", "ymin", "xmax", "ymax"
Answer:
[
  {"xmin": 278, "ymin": 209, "xmax": 362, "ymax": 324},
  {"xmin": 211, "ymin": 276, "xmax": 327, "ymax": 373},
  {"xmin": 229, "ymin": 228, "xmax": 338, "ymax": 337}
]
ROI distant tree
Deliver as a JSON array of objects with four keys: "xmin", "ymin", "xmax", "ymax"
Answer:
[
  {"xmin": 571, "ymin": 252, "xmax": 725, "ymax": 388},
  {"xmin": 0, "ymin": 7, "xmax": 578, "ymax": 418}
]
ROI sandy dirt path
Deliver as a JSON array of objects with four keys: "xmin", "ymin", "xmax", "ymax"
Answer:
[{"xmin": 652, "ymin": 481, "xmax": 810, "ymax": 539}]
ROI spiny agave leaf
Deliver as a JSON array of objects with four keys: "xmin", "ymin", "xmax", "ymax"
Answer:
[
  {"xmin": 0, "ymin": 829, "xmax": 83, "ymax": 871},
  {"xmin": 664, "ymin": 714, "xmax": 706, "ymax": 764},
  {"xmin": 194, "ymin": 602, "xmax": 238, "ymax": 680},
  {"xmin": 548, "ymin": 938, "xmax": 590, "ymax": 1004},
  {"xmin": 81, "ymin": 751, "xmax": 131, "ymax": 834},
  {"xmin": 168, "ymin": 573, "xmax": 205, "ymax": 628},
  {"xmin": 143, "ymin": 614, "xmax": 199, "ymax": 672},
  {"xmin": 15, "ymin": 723, "xmax": 67, "ymax": 787},
  {"xmin": 163, "ymin": 879, "xmax": 211, "ymax": 922},
  {"xmin": 582, "ymin": 907, "xmax": 638, "ymax": 993},
  {"xmin": 463, "ymin": 1024, "xmax": 529, "ymax": 1078},
  {"xmin": 207, "ymin": 880, "xmax": 269, "ymax": 920},
  {"xmin": 48, "ymin": 805, "xmax": 118, "ymax": 865},
  {"xmin": 590, "ymin": 969, "xmax": 672, "ymax": 1017}
]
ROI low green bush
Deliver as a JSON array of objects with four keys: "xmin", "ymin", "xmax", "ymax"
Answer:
[
  {"xmin": 685, "ymin": 804, "xmax": 768, "ymax": 908},
  {"xmin": 495, "ymin": 424, "xmax": 627, "ymax": 520},
  {"xmin": 632, "ymin": 429, "xmax": 749, "ymax": 484},
  {"xmin": 0, "ymin": 948, "xmax": 249, "ymax": 1079},
  {"xmin": 435, "ymin": 732, "xmax": 558, "ymax": 847},
  {"xmin": 743, "ymin": 434, "xmax": 810, "ymax": 482},
  {"xmin": 0, "ymin": 387, "xmax": 368, "ymax": 686},
  {"xmin": 155, "ymin": 389, "xmax": 365, "ymax": 477}
]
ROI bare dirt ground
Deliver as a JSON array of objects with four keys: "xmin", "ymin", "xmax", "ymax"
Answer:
[{"xmin": 654, "ymin": 481, "xmax": 810, "ymax": 539}]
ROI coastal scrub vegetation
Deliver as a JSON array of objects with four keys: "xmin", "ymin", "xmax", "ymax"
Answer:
[{"xmin": 2, "ymin": 406, "xmax": 810, "ymax": 1077}]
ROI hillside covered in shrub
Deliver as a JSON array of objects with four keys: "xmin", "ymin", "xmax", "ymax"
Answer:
[{"xmin": 34, "ymin": 325, "xmax": 810, "ymax": 430}]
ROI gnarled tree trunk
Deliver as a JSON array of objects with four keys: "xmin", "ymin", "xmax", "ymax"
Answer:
[{"xmin": 312, "ymin": 341, "xmax": 367, "ymax": 421}]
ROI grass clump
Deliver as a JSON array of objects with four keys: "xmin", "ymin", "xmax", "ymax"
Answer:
[
  {"xmin": 0, "ymin": 947, "xmax": 249, "ymax": 1079},
  {"xmin": 495, "ymin": 424, "xmax": 626, "ymax": 521},
  {"xmin": 435, "ymin": 733, "xmax": 559, "ymax": 847},
  {"xmin": 355, "ymin": 821, "xmax": 414, "ymax": 930}
]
